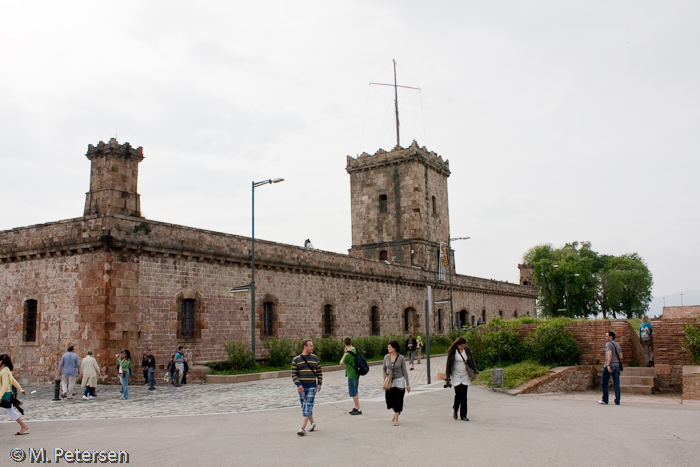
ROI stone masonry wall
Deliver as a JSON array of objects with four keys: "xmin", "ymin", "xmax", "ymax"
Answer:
[{"xmin": 1, "ymin": 213, "xmax": 536, "ymax": 382}]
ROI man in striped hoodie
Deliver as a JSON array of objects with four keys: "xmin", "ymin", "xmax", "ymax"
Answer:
[{"xmin": 292, "ymin": 339, "xmax": 323, "ymax": 436}]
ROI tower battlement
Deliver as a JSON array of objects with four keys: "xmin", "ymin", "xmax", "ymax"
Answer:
[
  {"xmin": 84, "ymin": 138, "xmax": 144, "ymax": 217},
  {"xmin": 346, "ymin": 140, "xmax": 450, "ymax": 176},
  {"xmin": 87, "ymin": 138, "xmax": 144, "ymax": 161}
]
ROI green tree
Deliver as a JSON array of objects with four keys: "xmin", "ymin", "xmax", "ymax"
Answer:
[
  {"xmin": 523, "ymin": 242, "xmax": 652, "ymax": 319},
  {"xmin": 597, "ymin": 253, "xmax": 653, "ymax": 318},
  {"xmin": 524, "ymin": 241, "xmax": 600, "ymax": 318}
]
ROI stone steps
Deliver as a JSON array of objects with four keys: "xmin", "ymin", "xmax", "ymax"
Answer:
[{"xmin": 620, "ymin": 367, "xmax": 654, "ymax": 394}]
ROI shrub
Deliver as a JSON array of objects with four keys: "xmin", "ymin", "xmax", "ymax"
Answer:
[
  {"xmin": 474, "ymin": 318, "xmax": 525, "ymax": 369},
  {"xmin": 224, "ymin": 340, "xmax": 256, "ymax": 370},
  {"xmin": 263, "ymin": 337, "xmax": 295, "ymax": 367},
  {"xmin": 524, "ymin": 321, "xmax": 580, "ymax": 366},
  {"xmin": 683, "ymin": 321, "xmax": 700, "ymax": 365},
  {"xmin": 427, "ymin": 333, "xmax": 452, "ymax": 354},
  {"xmin": 313, "ymin": 337, "xmax": 345, "ymax": 363},
  {"xmin": 352, "ymin": 336, "xmax": 383, "ymax": 360}
]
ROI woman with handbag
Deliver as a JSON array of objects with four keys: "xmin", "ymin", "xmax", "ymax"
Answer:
[
  {"xmin": 444, "ymin": 336, "xmax": 478, "ymax": 421},
  {"xmin": 0, "ymin": 354, "xmax": 29, "ymax": 435},
  {"xmin": 383, "ymin": 340, "xmax": 410, "ymax": 426}
]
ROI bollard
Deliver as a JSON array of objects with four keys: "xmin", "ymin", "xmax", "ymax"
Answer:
[{"xmin": 53, "ymin": 379, "xmax": 61, "ymax": 401}]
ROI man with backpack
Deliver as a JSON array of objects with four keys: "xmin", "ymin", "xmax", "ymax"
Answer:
[
  {"xmin": 639, "ymin": 316, "xmax": 654, "ymax": 367},
  {"xmin": 340, "ymin": 337, "xmax": 364, "ymax": 415}
]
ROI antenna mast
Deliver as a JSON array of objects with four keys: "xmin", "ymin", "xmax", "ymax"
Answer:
[
  {"xmin": 369, "ymin": 61, "xmax": 420, "ymax": 149},
  {"xmin": 393, "ymin": 59, "xmax": 400, "ymax": 147}
]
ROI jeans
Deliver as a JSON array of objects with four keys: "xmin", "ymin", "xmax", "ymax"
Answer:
[
  {"xmin": 119, "ymin": 374, "xmax": 129, "ymax": 399},
  {"xmin": 148, "ymin": 368, "xmax": 155, "ymax": 388},
  {"xmin": 298, "ymin": 386, "xmax": 317, "ymax": 417},
  {"xmin": 407, "ymin": 351, "xmax": 415, "ymax": 365},
  {"xmin": 601, "ymin": 364, "xmax": 620, "ymax": 404},
  {"xmin": 348, "ymin": 377, "xmax": 359, "ymax": 398}
]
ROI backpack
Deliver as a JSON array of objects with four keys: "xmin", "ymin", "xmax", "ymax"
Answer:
[
  {"xmin": 640, "ymin": 326, "xmax": 652, "ymax": 342},
  {"xmin": 348, "ymin": 350, "xmax": 369, "ymax": 376}
]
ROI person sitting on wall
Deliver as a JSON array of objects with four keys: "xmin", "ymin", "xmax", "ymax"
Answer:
[{"xmin": 304, "ymin": 239, "xmax": 314, "ymax": 249}]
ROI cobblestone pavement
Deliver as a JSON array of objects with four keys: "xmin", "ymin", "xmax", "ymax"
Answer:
[{"xmin": 6, "ymin": 357, "xmax": 448, "ymax": 422}]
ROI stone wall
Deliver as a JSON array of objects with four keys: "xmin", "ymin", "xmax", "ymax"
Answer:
[
  {"xmin": 682, "ymin": 366, "xmax": 700, "ymax": 404},
  {"xmin": 663, "ymin": 306, "xmax": 700, "ymax": 319},
  {"xmin": 653, "ymin": 318, "xmax": 697, "ymax": 389},
  {"xmin": 1, "ymin": 213, "xmax": 536, "ymax": 383},
  {"xmin": 519, "ymin": 320, "xmax": 644, "ymax": 366},
  {"xmin": 514, "ymin": 366, "xmax": 596, "ymax": 394}
]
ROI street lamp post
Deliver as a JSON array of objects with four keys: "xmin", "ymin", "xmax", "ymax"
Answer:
[
  {"xmin": 248, "ymin": 178, "xmax": 284, "ymax": 361},
  {"xmin": 447, "ymin": 237, "xmax": 470, "ymax": 330}
]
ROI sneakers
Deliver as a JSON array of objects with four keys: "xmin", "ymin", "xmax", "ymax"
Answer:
[
  {"xmin": 297, "ymin": 428, "xmax": 306, "ymax": 436},
  {"xmin": 349, "ymin": 408, "xmax": 362, "ymax": 415},
  {"xmin": 82, "ymin": 395, "xmax": 89, "ymax": 400},
  {"xmin": 598, "ymin": 400, "xmax": 607, "ymax": 404},
  {"xmin": 308, "ymin": 423, "xmax": 316, "ymax": 432}
]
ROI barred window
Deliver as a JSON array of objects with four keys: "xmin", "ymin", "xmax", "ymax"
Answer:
[
  {"xmin": 181, "ymin": 299, "xmax": 195, "ymax": 339},
  {"xmin": 371, "ymin": 306, "xmax": 380, "ymax": 336},
  {"xmin": 323, "ymin": 304, "xmax": 333, "ymax": 337},
  {"xmin": 263, "ymin": 302, "xmax": 275, "ymax": 336},
  {"xmin": 23, "ymin": 299, "xmax": 37, "ymax": 342}
]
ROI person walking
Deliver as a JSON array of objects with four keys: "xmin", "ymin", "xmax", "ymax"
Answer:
[
  {"xmin": 80, "ymin": 350, "xmax": 101, "ymax": 400},
  {"xmin": 174, "ymin": 346, "xmax": 185, "ymax": 385},
  {"xmin": 383, "ymin": 340, "xmax": 410, "ymax": 426},
  {"xmin": 59, "ymin": 345, "xmax": 80, "ymax": 399},
  {"xmin": 0, "ymin": 354, "xmax": 29, "ymax": 435},
  {"xmin": 166, "ymin": 355, "xmax": 176, "ymax": 385},
  {"xmin": 599, "ymin": 331, "xmax": 622, "ymax": 405},
  {"xmin": 405, "ymin": 335, "xmax": 417, "ymax": 370},
  {"xmin": 141, "ymin": 352, "xmax": 149, "ymax": 385},
  {"xmin": 639, "ymin": 316, "xmax": 654, "ymax": 367},
  {"xmin": 415, "ymin": 335, "xmax": 423, "ymax": 365},
  {"xmin": 340, "ymin": 337, "xmax": 361, "ymax": 415},
  {"xmin": 291, "ymin": 339, "xmax": 322, "ymax": 436},
  {"xmin": 444, "ymin": 336, "xmax": 478, "ymax": 421},
  {"xmin": 144, "ymin": 350, "xmax": 156, "ymax": 390},
  {"xmin": 116, "ymin": 350, "xmax": 131, "ymax": 400}
]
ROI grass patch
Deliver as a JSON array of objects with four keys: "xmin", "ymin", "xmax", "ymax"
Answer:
[{"xmin": 472, "ymin": 360, "xmax": 552, "ymax": 390}]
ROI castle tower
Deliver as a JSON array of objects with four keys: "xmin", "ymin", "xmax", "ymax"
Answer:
[
  {"xmin": 346, "ymin": 141, "xmax": 451, "ymax": 272},
  {"xmin": 83, "ymin": 138, "xmax": 144, "ymax": 216},
  {"xmin": 519, "ymin": 263, "xmax": 535, "ymax": 286}
]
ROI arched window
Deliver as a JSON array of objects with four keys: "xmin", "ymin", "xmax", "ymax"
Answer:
[
  {"xmin": 379, "ymin": 194, "xmax": 388, "ymax": 213},
  {"xmin": 482, "ymin": 310, "xmax": 486, "ymax": 323},
  {"xmin": 514, "ymin": 310, "xmax": 518, "ymax": 318},
  {"xmin": 23, "ymin": 299, "xmax": 37, "ymax": 342},
  {"xmin": 380, "ymin": 250, "xmax": 388, "ymax": 261},
  {"xmin": 323, "ymin": 304, "xmax": 333, "ymax": 337},
  {"xmin": 263, "ymin": 302, "xmax": 275, "ymax": 337},
  {"xmin": 498, "ymin": 310, "xmax": 503, "ymax": 318},
  {"xmin": 371, "ymin": 306, "xmax": 380, "ymax": 336},
  {"xmin": 181, "ymin": 299, "xmax": 195, "ymax": 339}
]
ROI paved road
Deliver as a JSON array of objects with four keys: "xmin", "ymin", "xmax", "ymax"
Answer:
[{"xmin": 2, "ymin": 357, "xmax": 698, "ymax": 467}]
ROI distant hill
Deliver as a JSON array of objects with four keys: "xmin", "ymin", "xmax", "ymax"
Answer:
[{"xmin": 649, "ymin": 289, "xmax": 700, "ymax": 318}]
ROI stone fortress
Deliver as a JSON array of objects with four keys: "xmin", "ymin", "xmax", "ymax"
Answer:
[{"xmin": 0, "ymin": 138, "xmax": 536, "ymax": 382}]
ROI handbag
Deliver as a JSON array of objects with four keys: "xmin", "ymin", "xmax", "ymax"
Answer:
[
  {"xmin": 458, "ymin": 350, "xmax": 477, "ymax": 379},
  {"xmin": 612, "ymin": 343, "xmax": 624, "ymax": 372},
  {"xmin": 382, "ymin": 372, "xmax": 393, "ymax": 391},
  {"xmin": 0, "ymin": 392, "xmax": 12, "ymax": 409},
  {"xmin": 382, "ymin": 355, "xmax": 400, "ymax": 390}
]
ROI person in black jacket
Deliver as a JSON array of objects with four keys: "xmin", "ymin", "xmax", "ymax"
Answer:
[{"xmin": 444, "ymin": 337, "xmax": 478, "ymax": 421}]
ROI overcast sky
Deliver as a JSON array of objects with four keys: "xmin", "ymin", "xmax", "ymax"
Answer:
[{"xmin": 1, "ymin": 1, "xmax": 698, "ymax": 306}]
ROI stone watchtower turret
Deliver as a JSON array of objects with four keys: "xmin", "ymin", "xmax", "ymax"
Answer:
[
  {"xmin": 346, "ymin": 141, "xmax": 451, "ymax": 272},
  {"xmin": 83, "ymin": 138, "xmax": 144, "ymax": 216}
]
